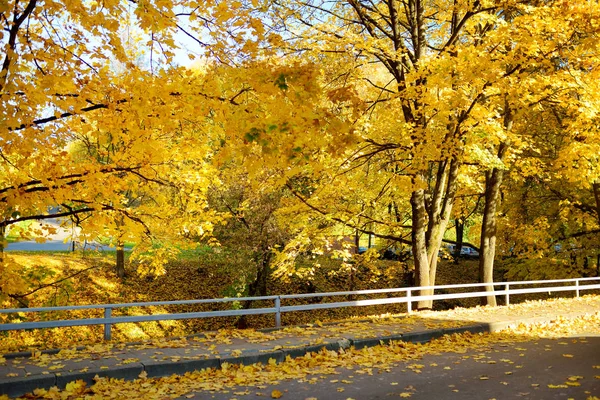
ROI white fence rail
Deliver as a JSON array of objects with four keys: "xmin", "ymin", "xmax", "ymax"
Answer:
[{"xmin": 1, "ymin": 277, "xmax": 599, "ymax": 340}]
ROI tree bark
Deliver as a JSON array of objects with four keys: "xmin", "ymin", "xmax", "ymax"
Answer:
[
  {"xmin": 115, "ymin": 216, "xmax": 126, "ymax": 279},
  {"xmin": 478, "ymin": 166, "xmax": 503, "ymax": 306},
  {"xmin": 593, "ymin": 181, "xmax": 600, "ymax": 277},
  {"xmin": 237, "ymin": 250, "xmax": 272, "ymax": 329},
  {"xmin": 116, "ymin": 241, "xmax": 125, "ymax": 279},
  {"xmin": 454, "ymin": 218, "xmax": 464, "ymax": 260},
  {"xmin": 0, "ymin": 225, "xmax": 5, "ymax": 265},
  {"xmin": 478, "ymin": 102, "xmax": 512, "ymax": 306},
  {"xmin": 425, "ymin": 160, "xmax": 459, "ymax": 300},
  {"xmin": 593, "ymin": 181, "xmax": 600, "ymax": 226},
  {"xmin": 411, "ymin": 187, "xmax": 431, "ymax": 310}
]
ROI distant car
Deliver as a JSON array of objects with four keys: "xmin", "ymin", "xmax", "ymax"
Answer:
[
  {"xmin": 460, "ymin": 247, "xmax": 479, "ymax": 259},
  {"xmin": 443, "ymin": 244, "xmax": 479, "ymax": 259}
]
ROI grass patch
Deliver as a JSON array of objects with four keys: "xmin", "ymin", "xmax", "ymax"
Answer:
[
  {"xmin": 95, "ymin": 236, "xmax": 137, "ymax": 248},
  {"xmin": 4, "ymin": 220, "xmax": 37, "ymax": 243}
]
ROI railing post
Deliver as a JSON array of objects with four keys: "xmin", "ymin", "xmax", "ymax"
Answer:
[
  {"xmin": 275, "ymin": 296, "xmax": 281, "ymax": 328},
  {"xmin": 104, "ymin": 307, "xmax": 112, "ymax": 341},
  {"xmin": 406, "ymin": 289, "xmax": 412, "ymax": 313},
  {"xmin": 505, "ymin": 283, "xmax": 510, "ymax": 306},
  {"xmin": 575, "ymin": 280, "xmax": 580, "ymax": 298}
]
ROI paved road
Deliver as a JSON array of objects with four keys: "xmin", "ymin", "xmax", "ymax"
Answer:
[
  {"xmin": 4, "ymin": 220, "xmax": 128, "ymax": 252},
  {"xmin": 5, "ymin": 239, "xmax": 114, "ymax": 252},
  {"xmin": 202, "ymin": 337, "xmax": 600, "ymax": 400}
]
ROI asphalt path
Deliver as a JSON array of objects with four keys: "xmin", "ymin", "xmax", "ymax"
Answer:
[{"xmin": 199, "ymin": 337, "xmax": 600, "ymax": 400}]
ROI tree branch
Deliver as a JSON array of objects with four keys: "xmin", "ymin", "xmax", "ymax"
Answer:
[
  {"xmin": 11, "ymin": 264, "xmax": 103, "ymax": 301},
  {"xmin": 286, "ymin": 183, "xmax": 411, "ymax": 245}
]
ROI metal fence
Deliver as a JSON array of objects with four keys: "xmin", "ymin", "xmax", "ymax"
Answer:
[{"xmin": 1, "ymin": 277, "xmax": 599, "ymax": 340}]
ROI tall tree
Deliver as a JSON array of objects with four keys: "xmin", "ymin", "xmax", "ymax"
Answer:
[{"xmin": 266, "ymin": 0, "xmax": 600, "ymax": 308}]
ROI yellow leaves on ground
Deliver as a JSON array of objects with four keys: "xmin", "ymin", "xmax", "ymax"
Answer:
[
  {"xmin": 547, "ymin": 375, "xmax": 586, "ymax": 389},
  {"xmin": 548, "ymin": 384, "xmax": 569, "ymax": 389},
  {"xmin": 64, "ymin": 380, "xmax": 87, "ymax": 393},
  {"xmin": 28, "ymin": 311, "xmax": 600, "ymax": 399}
]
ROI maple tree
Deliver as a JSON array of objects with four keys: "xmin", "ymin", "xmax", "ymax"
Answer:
[
  {"xmin": 498, "ymin": 88, "xmax": 600, "ymax": 280},
  {"xmin": 0, "ymin": 0, "xmax": 273, "ymax": 294},
  {"xmin": 0, "ymin": 0, "xmax": 358, "ymax": 299},
  {"xmin": 264, "ymin": 0, "xmax": 600, "ymax": 308}
]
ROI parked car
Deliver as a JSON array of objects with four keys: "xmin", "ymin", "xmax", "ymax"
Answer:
[
  {"xmin": 460, "ymin": 246, "xmax": 479, "ymax": 259},
  {"xmin": 444, "ymin": 244, "xmax": 479, "ymax": 259}
]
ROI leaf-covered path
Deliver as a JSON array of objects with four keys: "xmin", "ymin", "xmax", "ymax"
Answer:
[
  {"xmin": 204, "ymin": 331, "xmax": 600, "ymax": 400},
  {"xmin": 1, "ymin": 295, "xmax": 599, "ymax": 399}
]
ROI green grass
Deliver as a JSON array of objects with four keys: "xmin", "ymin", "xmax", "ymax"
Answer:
[
  {"xmin": 4, "ymin": 220, "xmax": 36, "ymax": 242},
  {"xmin": 95, "ymin": 236, "xmax": 137, "ymax": 248}
]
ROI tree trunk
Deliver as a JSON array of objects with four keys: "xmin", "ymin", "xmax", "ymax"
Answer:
[
  {"xmin": 478, "ymin": 167, "xmax": 503, "ymax": 307},
  {"xmin": 593, "ymin": 182, "xmax": 600, "ymax": 278},
  {"xmin": 454, "ymin": 219, "xmax": 464, "ymax": 260},
  {"xmin": 424, "ymin": 160, "xmax": 459, "ymax": 309},
  {"xmin": 409, "ymin": 158, "xmax": 459, "ymax": 311},
  {"xmin": 116, "ymin": 241, "xmax": 125, "ymax": 279},
  {"xmin": 237, "ymin": 251, "xmax": 272, "ymax": 329},
  {"xmin": 115, "ymin": 216, "xmax": 126, "ymax": 279},
  {"xmin": 411, "ymin": 188, "xmax": 431, "ymax": 310},
  {"xmin": 252, "ymin": 251, "xmax": 271, "ymax": 297},
  {"xmin": 593, "ymin": 181, "xmax": 600, "ymax": 226},
  {"xmin": 0, "ymin": 224, "xmax": 5, "ymax": 265},
  {"xmin": 479, "ymin": 101, "xmax": 512, "ymax": 307}
]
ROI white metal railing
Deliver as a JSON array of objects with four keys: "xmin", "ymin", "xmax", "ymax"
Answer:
[{"xmin": 0, "ymin": 277, "xmax": 599, "ymax": 341}]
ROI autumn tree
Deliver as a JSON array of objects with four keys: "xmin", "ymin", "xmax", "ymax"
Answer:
[
  {"xmin": 497, "ymin": 68, "xmax": 600, "ymax": 280},
  {"xmin": 0, "ymin": 0, "xmax": 279, "ymax": 299},
  {"xmin": 195, "ymin": 59, "xmax": 358, "ymax": 295},
  {"xmin": 262, "ymin": 0, "xmax": 600, "ymax": 308}
]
